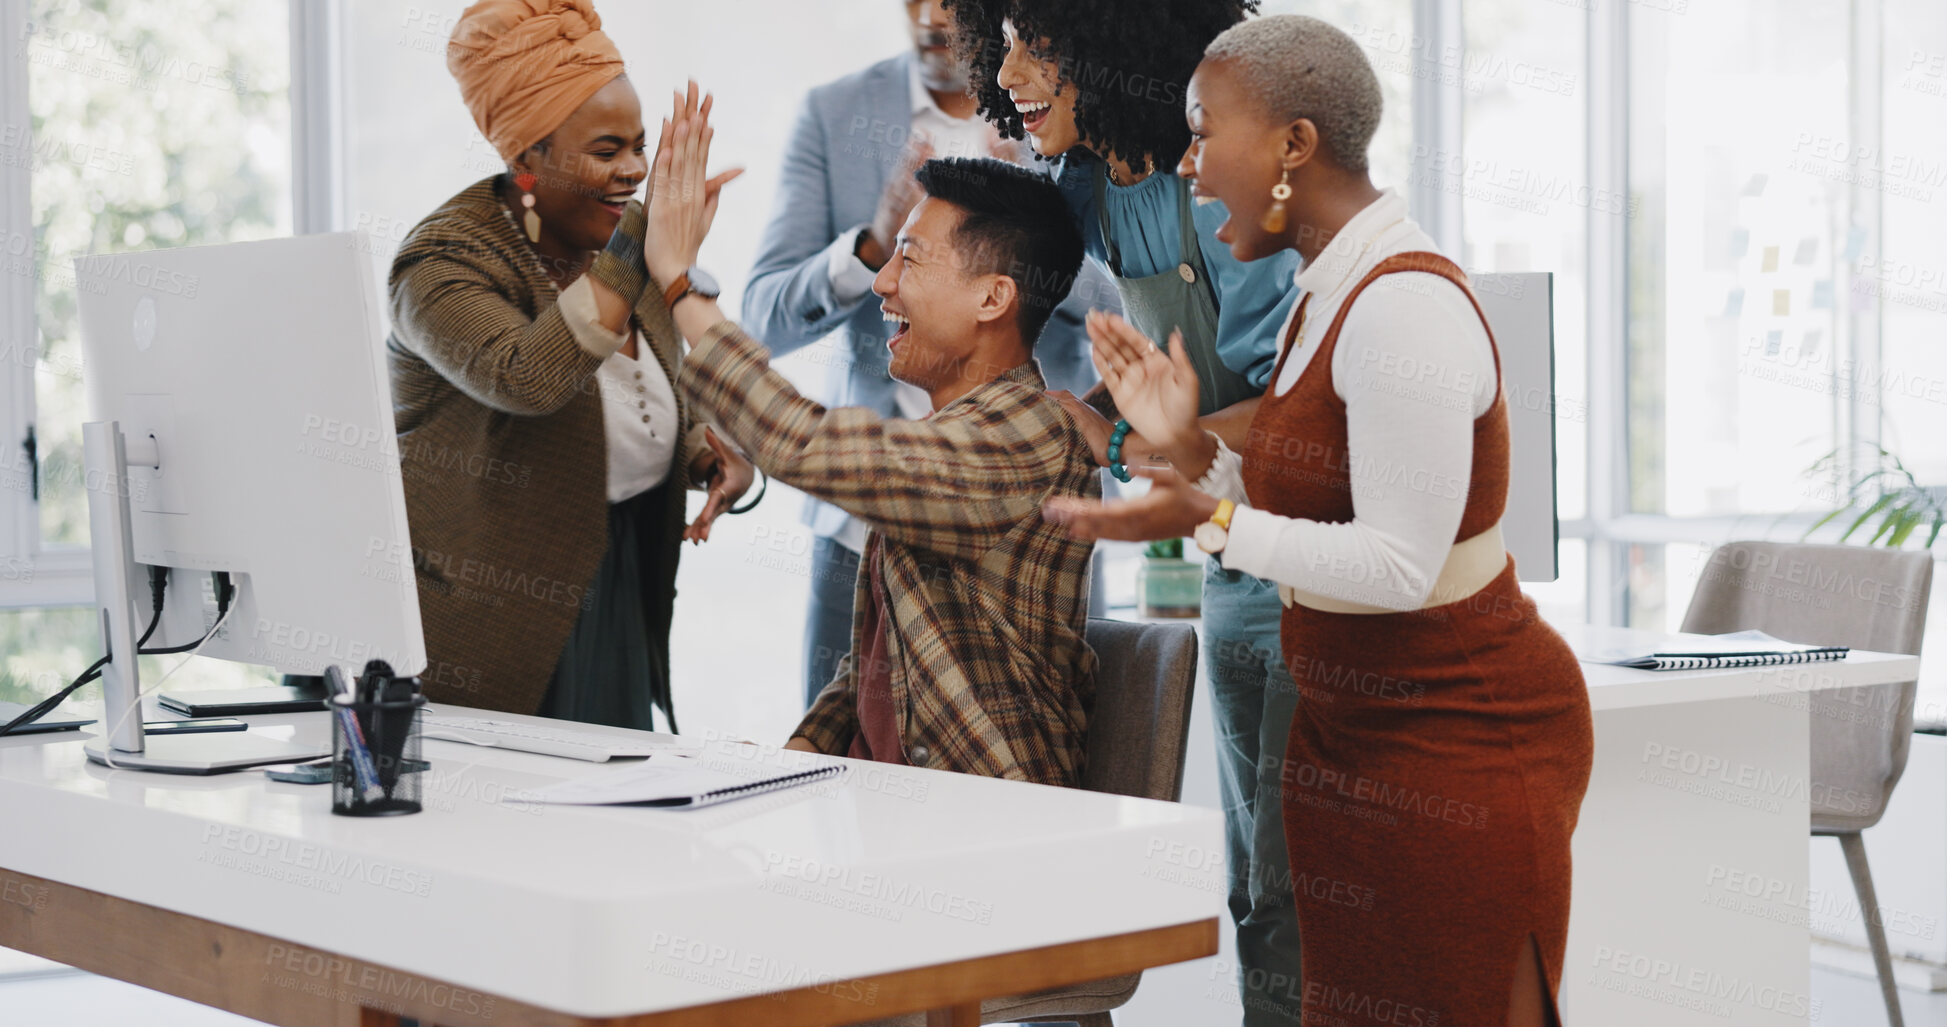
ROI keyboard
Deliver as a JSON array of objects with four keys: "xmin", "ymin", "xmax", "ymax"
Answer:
[{"xmin": 420, "ymin": 713, "xmax": 694, "ymax": 762}]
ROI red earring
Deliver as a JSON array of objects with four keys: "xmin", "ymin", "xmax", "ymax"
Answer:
[{"xmin": 514, "ymin": 172, "xmax": 541, "ymax": 243}]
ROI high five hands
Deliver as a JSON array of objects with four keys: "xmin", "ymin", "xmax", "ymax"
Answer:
[
  {"xmin": 1042, "ymin": 310, "xmax": 1224, "ymax": 542},
  {"xmin": 642, "ymin": 81, "xmax": 753, "ymax": 543},
  {"xmin": 645, "ymin": 80, "xmax": 744, "ymax": 284}
]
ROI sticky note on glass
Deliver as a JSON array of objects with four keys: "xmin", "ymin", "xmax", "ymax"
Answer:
[
  {"xmin": 1728, "ymin": 228, "xmax": 1750, "ymax": 259},
  {"xmin": 1772, "ymin": 289, "xmax": 1791, "ymax": 316},
  {"xmin": 1761, "ymin": 246, "xmax": 1780, "ymax": 273}
]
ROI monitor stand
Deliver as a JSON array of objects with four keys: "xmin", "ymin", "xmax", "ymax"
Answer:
[
  {"xmin": 82, "ymin": 732, "xmax": 327, "ymax": 774},
  {"xmin": 81, "ymin": 421, "xmax": 331, "ymax": 774}
]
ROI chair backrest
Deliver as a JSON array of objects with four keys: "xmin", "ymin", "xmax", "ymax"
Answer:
[
  {"xmin": 1680, "ymin": 541, "xmax": 1934, "ymax": 832},
  {"xmin": 1082, "ymin": 618, "xmax": 1199, "ymax": 802}
]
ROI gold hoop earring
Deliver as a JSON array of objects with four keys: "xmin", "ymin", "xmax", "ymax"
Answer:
[
  {"xmin": 515, "ymin": 171, "xmax": 541, "ymax": 244},
  {"xmin": 1259, "ymin": 168, "xmax": 1292, "ymax": 235}
]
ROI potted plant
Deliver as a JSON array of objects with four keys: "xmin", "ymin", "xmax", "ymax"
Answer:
[
  {"xmin": 1802, "ymin": 445, "xmax": 1946, "ymax": 549},
  {"xmin": 1137, "ymin": 537, "xmax": 1201, "ymax": 618}
]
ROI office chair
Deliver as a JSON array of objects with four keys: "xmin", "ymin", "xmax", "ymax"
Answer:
[
  {"xmin": 853, "ymin": 618, "xmax": 1201, "ymax": 1027},
  {"xmin": 1681, "ymin": 540, "xmax": 1934, "ymax": 1027}
]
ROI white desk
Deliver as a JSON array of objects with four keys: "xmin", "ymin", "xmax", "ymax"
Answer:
[
  {"xmin": 1, "ymin": 627, "xmax": 1920, "ymax": 1026},
  {"xmin": 1558, "ymin": 623, "xmax": 1921, "ymax": 1026},
  {"xmin": 0, "ymin": 708, "xmax": 1225, "ymax": 1026}
]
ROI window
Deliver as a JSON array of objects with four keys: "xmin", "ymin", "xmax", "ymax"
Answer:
[
  {"xmin": 22, "ymin": 0, "xmax": 292, "ymax": 545},
  {"xmin": 1626, "ymin": 0, "xmax": 1852, "ymax": 519},
  {"xmin": 1527, "ymin": 537, "xmax": 1589, "ymax": 626},
  {"xmin": 0, "ymin": 606, "xmax": 94, "ymax": 708},
  {"xmin": 1613, "ymin": 0, "xmax": 1947, "ymax": 652},
  {"xmin": 1275, "ymin": 0, "xmax": 1417, "ymax": 194},
  {"xmin": 1876, "ymin": 1, "xmax": 1947, "ymax": 484},
  {"xmin": 0, "ymin": 0, "xmax": 294, "ymax": 700},
  {"xmin": 1461, "ymin": 0, "xmax": 1588, "ymax": 522}
]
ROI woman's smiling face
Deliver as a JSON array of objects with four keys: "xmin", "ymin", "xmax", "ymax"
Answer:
[
  {"xmin": 994, "ymin": 18, "xmax": 1081, "ymax": 157},
  {"xmin": 1177, "ymin": 59, "xmax": 1294, "ymax": 263},
  {"xmin": 516, "ymin": 75, "xmax": 648, "ymax": 254}
]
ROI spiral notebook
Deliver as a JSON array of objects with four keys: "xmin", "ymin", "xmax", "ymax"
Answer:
[
  {"xmin": 523, "ymin": 758, "xmax": 847, "ymax": 809},
  {"xmin": 1590, "ymin": 629, "xmax": 1849, "ymax": 672}
]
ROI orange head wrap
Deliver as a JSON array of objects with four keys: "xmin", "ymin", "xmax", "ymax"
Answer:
[{"xmin": 447, "ymin": 0, "xmax": 626, "ymax": 164}]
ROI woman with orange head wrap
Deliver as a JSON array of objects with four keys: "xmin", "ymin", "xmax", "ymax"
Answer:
[{"xmin": 384, "ymin": 0, "xmax": 748, "ymax": 729}]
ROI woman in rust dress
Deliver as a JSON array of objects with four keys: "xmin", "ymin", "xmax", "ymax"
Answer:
[{"xmin": 1044, "ymin": 15, "xmax": 1593, "ymax": 1026}]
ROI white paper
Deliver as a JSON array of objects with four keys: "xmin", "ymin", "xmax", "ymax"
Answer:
[
  {"xmin": 519, "ymin": 759, "xmax": 757, "ymax": 806},
  {"xmin": 1580, "ymin": 628, "xmax": 1837, "ymax": 666}
]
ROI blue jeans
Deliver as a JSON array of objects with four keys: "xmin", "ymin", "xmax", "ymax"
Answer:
[
  {"xmin": 804, "ymin": 536, "xmax": 864, "ymax": 708},
  {"xmin": 1202, "ymin": 560, "xmax": 1305, "ymax": 1025}
]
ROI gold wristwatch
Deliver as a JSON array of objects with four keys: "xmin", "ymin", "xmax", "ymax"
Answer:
[{"xmin": 1193, "ymin": 499, "xmax": 1236, "ymax": 556}]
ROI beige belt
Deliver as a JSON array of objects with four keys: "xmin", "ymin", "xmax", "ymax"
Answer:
[{"xmin": 1278, "ymin": 521, "xmax": 1508, "ymax": 614}]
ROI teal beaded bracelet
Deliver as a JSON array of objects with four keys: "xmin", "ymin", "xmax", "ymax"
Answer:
[{"xmin": 1106, "ymin": 419, "xmax": 1133, "ymax": 483}]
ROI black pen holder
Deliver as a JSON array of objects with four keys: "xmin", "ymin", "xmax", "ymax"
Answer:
[{"xmin": 330, "ymin": 693, "xmax": 426, "ymax": 817}]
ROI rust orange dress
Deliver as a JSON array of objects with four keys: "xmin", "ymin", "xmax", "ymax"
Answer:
[{"xmin": 1241, "ymin": 252, "xmax": 1594, "ymax": 1025}]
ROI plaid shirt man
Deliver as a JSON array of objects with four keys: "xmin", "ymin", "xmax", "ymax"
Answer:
[{"xmin": 681, "ymin": 319, "xmax": 1100, "ymax": 787}]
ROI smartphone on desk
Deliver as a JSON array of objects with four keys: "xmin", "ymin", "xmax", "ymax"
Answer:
[{"xmin": 264, "ymin": 758, "xmax": 334, "ymax": 784}]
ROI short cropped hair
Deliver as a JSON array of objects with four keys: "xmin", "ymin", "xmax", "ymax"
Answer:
[
  {"xmin": 1203, "ymin": 15, "xmax": 1383, "ymax": 172},
  {"xmin": 912, "ymin": 157, "xmax": 1084, "ymax": 347}
]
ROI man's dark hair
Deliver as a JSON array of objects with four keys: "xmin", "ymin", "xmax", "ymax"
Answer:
[
  {"xmin": 943, "ymin": 0, "xmax": 1258, "ymax": 170},
  {"xmin": 911, "ymin": 156, "xmax": 1084, "ymax": 347}
]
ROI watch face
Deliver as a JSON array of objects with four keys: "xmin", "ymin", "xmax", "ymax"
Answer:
[
  {"xmin": 686, "ymin": 266, "xmax": 720, "ymax": 299},
  {"xmin": 1194, "ymin": 521, "xmax": 1228, "ymax": 555}
]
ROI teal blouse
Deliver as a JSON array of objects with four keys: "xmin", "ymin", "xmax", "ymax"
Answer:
[{"xmin": 1054, "ymin": 152, "xmax": 1300, "ymax": 390}]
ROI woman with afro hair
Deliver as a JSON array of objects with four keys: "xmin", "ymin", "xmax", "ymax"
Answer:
[{"xmin": 944, "ymin": 2, "xmax": 1307, "ymax": 1023}]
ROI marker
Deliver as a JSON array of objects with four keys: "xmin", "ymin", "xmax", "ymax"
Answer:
[{"xmin": 325, "ymin": 665, "xmax": 385, "ymax": 804}]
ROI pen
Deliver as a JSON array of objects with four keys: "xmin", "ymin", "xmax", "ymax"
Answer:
[{"xmin": 325, "ymin": 665, "xmax": 385, "ymax": 804}]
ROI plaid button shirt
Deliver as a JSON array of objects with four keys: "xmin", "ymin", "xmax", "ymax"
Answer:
[{"xmin": 682, "ymin": 320, "xmax": 1100, "ymax": 786}]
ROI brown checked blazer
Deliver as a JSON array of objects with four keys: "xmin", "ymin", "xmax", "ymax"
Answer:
[{"xmin": 385, "ymin": 176, "xmax": 693, "ymax": 719}]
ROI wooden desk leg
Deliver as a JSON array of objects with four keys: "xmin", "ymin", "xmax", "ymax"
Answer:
[{"xmin": 926, "ymin": 1002, "xmax": 981, "ymax": 1026}]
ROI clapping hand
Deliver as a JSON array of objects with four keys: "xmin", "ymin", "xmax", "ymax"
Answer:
[
  {"xmin": 1041, "ymin": 465, "xmax": 1220, "ymax": 542},
  {"xmin": 645, "ymin": 80, "xmax": 743, "ymax": 284},
  {"xmin": 857, "ymin": 137, "xmax": 935, "ymax": 270},
  {"xmin": 1087, "ymin": 310, "xmax": 1201, "ymax": 455}
]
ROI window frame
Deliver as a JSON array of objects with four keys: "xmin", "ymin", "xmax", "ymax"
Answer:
[
  {"xmin": 0, "ymin": 0, "xmax": 342, "ymax": 609},
  {"xmin": 1577, "ymin": 0, "xmax": 1933, "ymax": 627}
]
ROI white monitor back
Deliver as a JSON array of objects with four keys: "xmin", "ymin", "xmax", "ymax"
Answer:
[
  {"xmin": 77, "ymin": 233, "xmax": 425, "ymax": 675},
  {"xmin": 1471, "ymin": 272, "xmax": 1559, "ymax": 582}
]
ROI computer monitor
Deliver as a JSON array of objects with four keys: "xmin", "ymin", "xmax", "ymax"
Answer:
[
  {"xmin": 1472, "ymin": 272, "xmax": 1560, "ymax": 582},
  {"xmin": 75, "ymin": 231, "xmax": 424, "ymax": 772}
]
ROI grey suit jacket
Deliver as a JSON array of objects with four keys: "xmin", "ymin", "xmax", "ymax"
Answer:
[{"xmin": 742, "ymin": 51, "xmax": 1112, "ymax": 542}]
